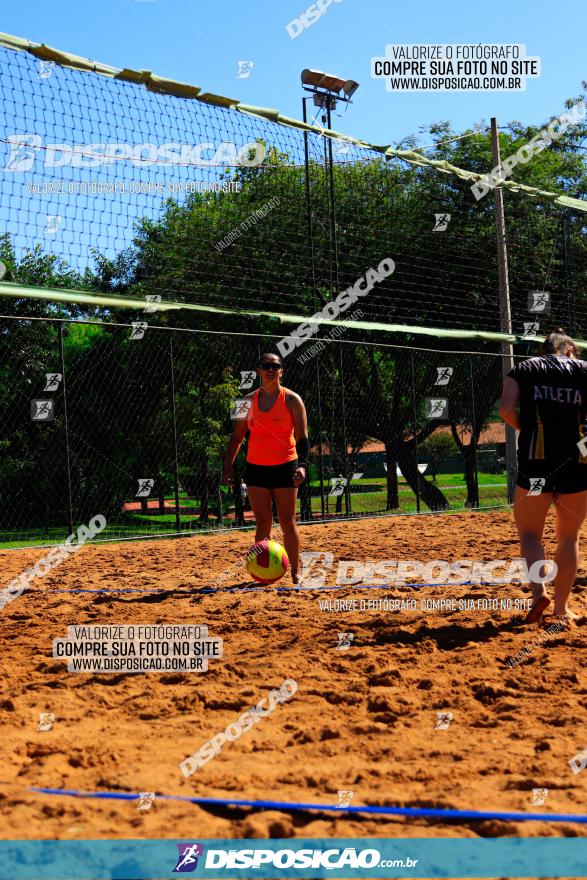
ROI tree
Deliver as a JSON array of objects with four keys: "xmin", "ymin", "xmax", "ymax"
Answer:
[{"xmin": 419, "ymin": 432, "xmax": 459, "ymax": 482}]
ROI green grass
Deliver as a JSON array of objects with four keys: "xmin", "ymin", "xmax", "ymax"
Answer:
[
  {"xmin": 322, "ymin": 482, "xmax": 508, "ymax": 516},
  {"xmin": 310, "ymin": 472, "xmax": 506, "ymax": 488},
  {"xmin": 0, "ymin": 520, "xmax": 181, "ymax": 549},
  {"xmin": 1, "ymin": 474, "xmax": 509, "ymax": 549}
]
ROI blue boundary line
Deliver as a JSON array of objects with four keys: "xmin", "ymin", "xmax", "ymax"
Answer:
[
  {"xmin": 47, "ymin": 586, "xmax": 265, "ymax": 594},
  {"xmin": 48, "ymin": 588, "xmax": 166, "ymax": 594},
  {"xmin": 46, "ymin": 581, "xmax": 523, "ymax": 595},
  {"xmin": 29, "ymin": 788, "xmax": 587, "ymax": 823}
]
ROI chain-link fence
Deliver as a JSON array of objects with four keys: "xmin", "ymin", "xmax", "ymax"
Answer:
[
  {"xmin": 1, "ymin": 316, "xmax": 517, "ymax": 548},
  {"xmin": 1, "ymin": 36, "xmax": 585, "ymax": 342},
  {"xmin": 1, "ymin": 37, "xmax": 584, "ymax": 548}
]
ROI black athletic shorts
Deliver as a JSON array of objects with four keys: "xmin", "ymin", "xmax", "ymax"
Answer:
[
  {"xmin": 516, "ymin": 459, "xmax": 587, "ymax": 494},
  {"xmin": 244, "ymin": 459, "xmax": 299, "ymax": 490}
]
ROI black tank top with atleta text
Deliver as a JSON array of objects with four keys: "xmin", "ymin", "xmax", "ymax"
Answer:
[{"xmin": 508, "ymin": 355, "xmax": 587, "ymax": 464}]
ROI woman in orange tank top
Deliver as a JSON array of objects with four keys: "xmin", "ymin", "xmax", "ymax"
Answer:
[{"xmin": 222, "ymin": 352, "xmax": 309, "ymax": 583}]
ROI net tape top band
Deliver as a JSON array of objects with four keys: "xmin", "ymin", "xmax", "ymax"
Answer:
[
  {"xmin": 2, "ymin": 281, "xmax": 584, "ymax": 346},
  {"xmin": 0, "ymin": 29, "xmax": 585, "ymax": 214}
]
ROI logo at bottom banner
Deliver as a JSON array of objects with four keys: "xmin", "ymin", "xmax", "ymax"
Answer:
[
  {"xmin": 174, "ymin": 846, "xmax": 398, "ymax": 871},
  {"xmin": 173, "ymin": 843, "xmax": 205, "ymax": 872}
]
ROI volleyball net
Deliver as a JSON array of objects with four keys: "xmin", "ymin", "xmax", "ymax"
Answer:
[
  {"xmin": 0, "ymin": 30, "xmax": 585, "ymax": 335},
  {"xmin": 0, "ymin": 31, "xmax": 586, "ymax": 545},
  {"xmin": 2, "ymin": 317, "xmax": 512, "ymax": 547}
]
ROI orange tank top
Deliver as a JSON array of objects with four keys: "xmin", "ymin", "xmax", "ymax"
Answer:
[{"xmin": 246, "ymin": 386, "xmax": 297, "ymax": 466}]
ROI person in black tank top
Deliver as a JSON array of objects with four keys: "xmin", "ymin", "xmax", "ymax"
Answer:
[
  {"xmin": 500, "ymin": 329, "xmax": 587, "ymax": 626},
  {"xmin": 510, "ymin": 352, "xmax": 587, "ymax": 487}
]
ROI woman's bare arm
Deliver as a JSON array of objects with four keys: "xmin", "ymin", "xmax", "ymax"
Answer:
[
  {"xmin": 499, "ymin": 376, "xmax": 521, "ymax": 431},
  {"xmin": 287, "ymin": 392, "xmax": 309, "ymax": 487},
  {"xmin": 288, "ymin": 393, "xmax": 308, "ymax": 444},
  {"xmin": 222, "ymin": 408, "xmax": 249, "ymax": 486}
]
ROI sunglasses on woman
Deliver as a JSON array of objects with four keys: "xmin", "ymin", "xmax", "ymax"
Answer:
[{"xmin": 259, "ymin": 362, "xmax": 282, "ymax": 371}]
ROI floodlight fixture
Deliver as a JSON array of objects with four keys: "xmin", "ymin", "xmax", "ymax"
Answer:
[{"xmin": 301, "ymin": 68, "xmax": 359, "ymax": 111}]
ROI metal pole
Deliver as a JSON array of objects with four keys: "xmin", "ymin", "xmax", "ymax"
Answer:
[
  {"xmin": 469, "ymin": 355, "xmax": 480, "ymax": 509},
  {"xmin": 302, "ymin": 96, "xmax": 325, "ymax": 519},
  {"xmin": 563, "ymin": 211, "xmax": 576, "ymax": 335},
  {"xmin": 58, "ymin": 322, "xmax": 74, "ymax": 537},
  {"xmin": 302, "ymin": 97, "xmax": 318, "ymax": 313},
  {"xmin": 490, "ymin": 117, "xmax": 516, "ymax": 503},
  {"xmin": 339, "ymin": 344, "xmax": 351, "ymax": 515},
  {"xmin": 315, "ymin": 352, "xmax": 326, "ymax": 519},
  {"xmin": 325, "ymin": 101, "xmax": 340, "ymax": 290},
  {"xmin": 410, "ymin": 350, "xmax": 421, "ymax": 514},
  {"xmin": 325, "ymin": 100, "xmax": 350, "ymax": 515},
  {"xmin": 169, "ymin": 336, "xmax": 181, "ymax": 534}
]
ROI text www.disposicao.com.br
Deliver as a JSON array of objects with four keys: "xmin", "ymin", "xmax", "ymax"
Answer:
[{"xmin": 69, "ymin": 657, "xmax": 199, "ymax": 671}]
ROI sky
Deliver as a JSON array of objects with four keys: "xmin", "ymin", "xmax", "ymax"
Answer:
[{"xmin": 2, "ymin": 0, "xmax": 586, "ymax": 148}]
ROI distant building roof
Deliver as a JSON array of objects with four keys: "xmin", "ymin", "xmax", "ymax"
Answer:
[{"xmin": 311, "ymin": 421, "xmax": 505, "ymax": 455}]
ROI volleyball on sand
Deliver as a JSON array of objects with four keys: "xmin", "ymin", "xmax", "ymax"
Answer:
[{"xmin": 245, "ymin": 539, "xmax": 289, "ymax": 584}]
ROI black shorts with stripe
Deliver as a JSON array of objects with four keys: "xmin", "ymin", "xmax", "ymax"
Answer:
[
  {"xmin": 516, "ymin": 459, "xmax": 587, "ymax": 494},
  {"xmin": 244, "ymin": 459, "xmax": 299, "ymax": 490}
]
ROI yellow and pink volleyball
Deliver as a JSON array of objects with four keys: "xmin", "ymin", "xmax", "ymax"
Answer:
[{"xmin": 245, "ymin": 539, "xmax": 289, "ymax": 584}]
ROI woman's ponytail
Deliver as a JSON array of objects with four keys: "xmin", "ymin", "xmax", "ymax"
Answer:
[{"xmin": 541, "ymin": 328, "xmax": 578, "ymax": 357}]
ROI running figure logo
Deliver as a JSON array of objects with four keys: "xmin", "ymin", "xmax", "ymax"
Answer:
[
  {"xmin": 137, "ymin": 792, "xmax": 155, "ymax": 811},
  {"xmin": 336, "ymin": 790, "xmax": 354, "ymax": 808},
  {"xmin": 31, "ymin": 400, "xmax": 55, "ymax": 422},
  {"xmin": 435, "ymin": 712, "xmax": 453, "ymax": 730},
  {"xmin": 236, "ymin": 61, "xmax": 254, "ymax": 79},
  {"xmin": 434, "ymin": 367, "xmax": 453, "ymax": 386},
  {"xmin": 173, "ymin": 843, "xmax": 204, "ymax": 873},
  {"xmin": 136, "ymin": 478, "xmax": 155, "ymax": 498},
  {"xmin": 522, "ymin": 321, "xmax": 540, "ymax": 338},
  {"xmin": 144, "ymin": 295, "xmax": 161, "ymax": 314},
  {"xmin": 130, "ymin": 321, "xmax": 148, "ymax": 340},
  {"xmin": 44, "ymin": 373, "xmax": 62, "ymax": 392},
  {"xmin": 298, "ymin": 551, "xmax": 334, "ymax": 587},
  {"xmin": 239, "ymin": 371, "xmax": 257, "ymax": 390},
  {"xmin": 530, "ymin": 788, "xmax": 548, "ymax": 806},
  {"xmin": 425, "ymin": 398, "xmax": 448, "ymax": 419},
  {"xmin": 337, "ymin": 632, "xmax": 354, "ymax": 651},
  {"xmin": 332, "ymin": 136, "xmax": 353, "ymax": 157},
  {"xmin": 4, "ymin": 134, "xmax": 41, "ymax": 172},
  {"xmin": 528, "ymin": 478, "xmax": 546, "ymax": 496},
  {"xmin": 44, "ymin": 215, "xmax": 63, "ymax": 235},
  {"xmin": 329, "ymin": 476, "xmax": 347, "ymax": 497},
  {"xmin": 231, "ymin": 399, "xmax": 252, "ymax": 420},
  {"xmin": 432, "ymin": 213, "xmax": 451, "ymax": 232},
  {"xmin": 568, "ymin": 747, "xmax": 587, "ymax": 775},
  {"xmin": 37, "ymin": 713, "xmax": 55, "ymax": 732},
  {"xmin": 527, "ymin": 291, "xmax": 551, "ymax": 314},
  {"xmin": 38, "ymin": 60, "xmax": 56, "ymax": 79}
]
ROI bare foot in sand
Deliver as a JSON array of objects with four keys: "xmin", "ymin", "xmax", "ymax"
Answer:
[{"xmin": 524, "ymin": 594, "xmax": 551, "ymax": 624}]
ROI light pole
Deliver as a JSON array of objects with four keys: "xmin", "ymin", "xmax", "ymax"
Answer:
[{"xmin": 300, "ymin": 70, "xmax": 359, "ymax": 518}]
